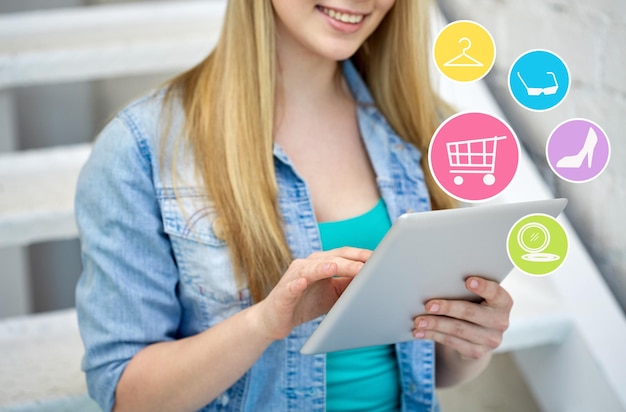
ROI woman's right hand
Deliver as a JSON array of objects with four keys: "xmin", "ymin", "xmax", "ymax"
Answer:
[{"xmin": 255, "ymin": 247, "xmax": 371, "ymax": 341}]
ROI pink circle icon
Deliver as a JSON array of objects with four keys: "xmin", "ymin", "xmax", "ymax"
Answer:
[{"xmin": 428, "ymin": 112, "xmax": 520, "ymax": 203}]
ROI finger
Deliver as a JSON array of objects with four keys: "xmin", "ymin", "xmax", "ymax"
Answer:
[
  {"xmin": 285, "ymin": 275, "xmax": 353, "ymax": 306},
  {"xmin": 330, "ymin": 276, "xmax": 354, "ymax": 296},
  {"xmin": 413, "ymin": 315, "xmax": 503, "ymax": 350},
  {"xmin": 328, "ymin": 256, "xmax": 367, "ymax": 277},
  {"xmin": 414, "ymin": 329, "xmax": 491, "ymax": 360},
  {"xmin": 423, "ymin": 299, "xmax": 509, "ymax": 332},
  {"xmin": 270, "ymin": 276, "xmax": 308, "ymax": 312},
  {"xmin": 288, "ymin": 276, "xmax": 308, "ymax": 295},
  {"xmin": 334, "ymin": 246, "xmax": 372, "ymax": 262},
  {"xmin": 295, "ymin": 260, "xmax": 340, "ymax": 283},
  {"xmin": 290, "ymin": 257, "xmax": 365, "ymax": 284},
  {"xmin": 466, "ymin": 277, "xmax": 513, "ymax": 311},
  {"xmin": 316, "ymin": 247, "xmax": 372, "ymax": 263}
]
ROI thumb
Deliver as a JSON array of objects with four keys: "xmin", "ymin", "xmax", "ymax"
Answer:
[
  {"xmin": 289, "ymin": 276, "xmax": 308, "ymax": 295},
  {"xmin": 278, "ymin": 276, "xmax": 307, "ymax": 308}
]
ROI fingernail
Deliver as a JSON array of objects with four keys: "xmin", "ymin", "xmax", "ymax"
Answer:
[
  {"xmin": 429, "ymin": 303, "xmax": 440, "ymax": 313},
  {"xmin": 470, "ymin": 279, "xmax": 479, "ymax": 289},
  {"xmin": 414, "ymin": 331, "xmax": 425, "ymax": 338},
  {"xmin": 418, "ymin": 320, "xmax": 427, "ymax": 328},
  {"xmin": 323, "ymin": 263, "xmax": 332, "ymax": 271}
]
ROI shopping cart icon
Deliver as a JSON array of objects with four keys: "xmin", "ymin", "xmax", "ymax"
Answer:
[{"xmin": 447, "ymin": 135, "xmax": 507, "ymax": 186}]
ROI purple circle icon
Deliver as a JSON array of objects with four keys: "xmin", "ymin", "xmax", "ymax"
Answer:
[{"xmin": 546, "ymin": 118, "xmax": 610, "ymax": 183}]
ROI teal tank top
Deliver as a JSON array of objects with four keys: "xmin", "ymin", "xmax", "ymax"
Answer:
[{"xmin": 318, "ymin": 199, "xmax": 401, "ymax": 412}]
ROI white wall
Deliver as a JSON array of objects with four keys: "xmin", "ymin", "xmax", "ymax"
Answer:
[{"xmin": 439, "ymin": 0, "xmax": 626, "ymax": 311}]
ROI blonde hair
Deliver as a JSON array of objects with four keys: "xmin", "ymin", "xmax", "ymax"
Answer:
[{"xmin": 164, "ymin": 0, "xmax": 456, "ymax": 303}]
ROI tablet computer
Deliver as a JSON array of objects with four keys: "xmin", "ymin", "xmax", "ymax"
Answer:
[{"xmin": 300, "ymin": 198, "xmax": 568, "ymax": 354}]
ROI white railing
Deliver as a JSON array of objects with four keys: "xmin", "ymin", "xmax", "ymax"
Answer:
[{"xmin": 0, "ymin": 2, "xmax": 624, "ymax": 411}]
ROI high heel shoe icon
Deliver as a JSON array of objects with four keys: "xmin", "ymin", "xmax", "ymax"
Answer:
[{"xmin": 556, "ymin": 127, "xmax": 598, "ymax": 168}]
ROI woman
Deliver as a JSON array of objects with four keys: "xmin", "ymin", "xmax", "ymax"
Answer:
[{"xmin": 75, "ymin": 0, "xmax": 512, "ymax": 411}]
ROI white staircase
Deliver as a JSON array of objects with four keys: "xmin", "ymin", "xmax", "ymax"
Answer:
[
  {"xmin": 0, "ymin": 144, "xmax": 90, "ymax": 248},
  {"xmin": 0, "ymin": 2, "xmax": 624, "ymax": 411}
]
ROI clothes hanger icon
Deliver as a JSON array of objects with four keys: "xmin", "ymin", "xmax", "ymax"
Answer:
[
  {"xmin": 443, "ymin": 37, "xmax": 484, "ymax": 67},
  {"xmin": 517, "ymin": 71, "xmax": 559, "ymax": 96}
]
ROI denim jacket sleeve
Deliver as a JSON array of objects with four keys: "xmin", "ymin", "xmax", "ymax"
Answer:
[{"xmin": 75, "ymin": 109, "xmax": 181, "ymax": 412}]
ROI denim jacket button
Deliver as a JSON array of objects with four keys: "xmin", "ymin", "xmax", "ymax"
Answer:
[
  {"xmin": 218, "ymin": 393, "xmax": 230, "ymax": 406},
  {"xmin": 212, "ymin": 217, "xmax": 226, "ymax": 240}
]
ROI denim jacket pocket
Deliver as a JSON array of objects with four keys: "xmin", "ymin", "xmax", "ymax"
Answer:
[
  {"xmin": 159, "ymin": 187, "xmax": 250, "ymax": 332},
  {"xmin": 160, "ymin": 187, "xmax": 227, "ymax": 247}
]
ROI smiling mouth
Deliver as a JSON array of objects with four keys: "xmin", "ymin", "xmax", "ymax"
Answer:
[{"xmin": 318, "ymin": 6, "xmax": 366, "ymax": 24}]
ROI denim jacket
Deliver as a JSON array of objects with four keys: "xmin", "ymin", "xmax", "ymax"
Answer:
[{"xmin": 75, "ymin": 61, "xmax": 440, "ymax": 412}]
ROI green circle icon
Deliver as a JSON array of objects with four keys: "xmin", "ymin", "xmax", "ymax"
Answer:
[{"xmin": 507, "ymin": 213, "xmax": 568, "ymax": 276}]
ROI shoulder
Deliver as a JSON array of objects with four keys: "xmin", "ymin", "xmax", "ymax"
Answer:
[
  {"xmin": 85, "ymin": 88, "xmax": 185, "ymax": 179},
  {"xmin": 101, "ymin": 89, "xmax": 182, "ymax": 152}
]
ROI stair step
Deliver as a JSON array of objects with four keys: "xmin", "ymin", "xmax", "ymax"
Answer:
[
  {"xmin": 0, "ymin": 0, "xmax": 226, "ymax": 89},
  {"xmin": 0, "ymin": 144, "xmax": 90, "ymax": 247}
]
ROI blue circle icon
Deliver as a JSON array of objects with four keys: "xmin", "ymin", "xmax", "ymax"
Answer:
[{"xmin": 509, "ymin": 50, "xmax": 570, "ymax": 112}]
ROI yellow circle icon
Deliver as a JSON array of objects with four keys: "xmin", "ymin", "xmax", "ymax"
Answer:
[{"xmin": 433, "ymin": 20, "xmax": 496, "ymax": 83}]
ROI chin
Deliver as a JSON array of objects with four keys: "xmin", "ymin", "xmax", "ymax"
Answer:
[{"xmin": 320, "ymin": 42, "xmax": 363, "ymax": 62}]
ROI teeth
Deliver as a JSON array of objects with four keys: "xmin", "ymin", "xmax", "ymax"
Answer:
[{"xmin": 321, "ymin": 7, "xmax": 364, "ymax": 24}]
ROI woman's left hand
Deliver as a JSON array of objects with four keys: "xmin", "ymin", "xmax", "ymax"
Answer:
[{"xmin": 412, "ymin": 276, "xmax": 513, "ymax": 360}]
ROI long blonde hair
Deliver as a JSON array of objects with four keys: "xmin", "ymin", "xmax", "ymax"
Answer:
[{"xmin": 164, "ymin": 0, "xmax": 456, "ymax": 303}]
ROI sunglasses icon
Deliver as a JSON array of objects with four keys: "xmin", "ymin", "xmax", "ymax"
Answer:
[{"xmin": 517, "ymin": 71, "xmax": 559, "ymax": 96}]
